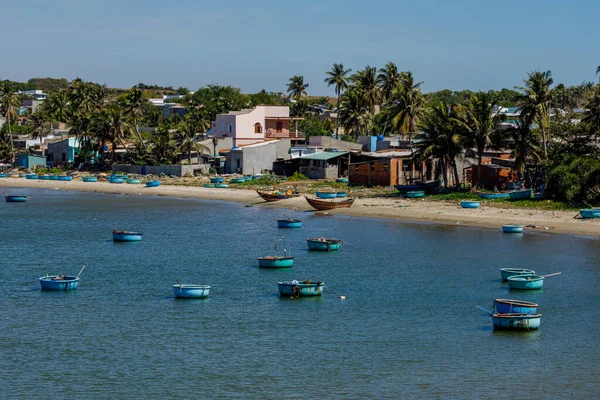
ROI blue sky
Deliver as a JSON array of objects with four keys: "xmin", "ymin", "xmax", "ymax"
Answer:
[{"xmin": 1, "ymin": 0, "xmax": 598, "ymax": 94}]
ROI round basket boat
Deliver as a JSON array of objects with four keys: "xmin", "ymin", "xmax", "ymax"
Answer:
[
  {"xmin": 146, "ymin": 180, "xmax": 160, "ymax": 187},
  {"xmin": 460, "ymin": 201, "xmax": 480, "ymax": 209},
  {"xmin": 39, "ymin": 275, "xmax": 80, "ymax": 291},
  {"xmin": 126, "ymin": 178, "xmax": 141, "ymax": 184},
  {"xmin": 173, "ymin": 284, "xmax": 210, "ymax": 299}
]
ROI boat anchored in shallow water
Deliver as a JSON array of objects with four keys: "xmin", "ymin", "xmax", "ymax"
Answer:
[
  {"xmin": 507, "ymin": 272, "xmax": 562, "ymax": 290},
  {"xmin": 173, "ymin": 284, "xmax": 210, "ymax": 298},
  {"xmin": 492, "ymin": 313, "xmax": 542, "ymax": 330},
  {"xmin": 502, "ymin": 224, "xmax": 524, "ymax": 233},
  {"xmin": 500, "ymin": 268, "xmax": 536, "ymax": 281},
  {"xmin": 307, "ymin": 237, "xmax": 342, "ymax": 251},
  {"xmin": 258, "ymin": 236, "xmax": 294, "ymax": 268},
  {"xmin": 277, "ymin": 213, "xmax": 302, "ymax": 228},
  {"xmin": 39, "ymin": 264, "xmax": 86, "ymax": 291},
  {"xmin": 112, "ymin": 230, "xmax": 143, "ymax": 242},
  {"xmin": 277, "ymin": 280, "xmax": 324, "ymax": 297}
]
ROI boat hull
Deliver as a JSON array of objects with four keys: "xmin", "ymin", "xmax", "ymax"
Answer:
[
  {"xmin": 5, "ymin": 196, "xmax": 27, "ymax": 202},
  {"xmin": 257, "ymin": 190, "xmax": 299, "ymax": 202},
  {"xmin": 58, "ymin": 176, "xmax": 73, "ymax": 181},
  {"xmin": 209, "ymin": 177, "xmax": 224, "ymax": 183},
  {"xmin": 230, "ymin": 178, "xmax": 245, "ymax": 183},
  {"xmin": 40, "ymin": 276, "xmax": 80, "ymax": 291},
  {"xmin": 109, "ymin": 178, "xmax": 124, "ymax": 184},
  {"xmin": 500, "ymin": 268, "xmax": 536, "ymax": 281},
  {"xmin": 277, "ymin": 281, "xmax": 324, "ymax": 297},
  {"xmin": 316, "ymin": 192, "xmax": 337, "ymax": 199},
  {"xmin": 112, "ymin": 231, "xmax": 143, "ymax": 242},
  {"xmin": 203, "ymin": 183, "xmax": 215, "ymax": 188},
  {"xmin": 477, "ymin": 192, "xmax": 509, "ymax": 199},
  {"xmin": 405, "ymin": 191, "xmax": 425, "ymax": 198},
  {"xmin": 258, "ymin": 257, "xmax": 295, "ymax": 268},
  {"xmin": 126, "ymin": 179, "xmax": 141, "ymax": 184},
  {"xmin": 146, "ymin": 181, "xmax": 160, "ymax": 187},
  {"xmin": 82, "ymin": 177, "xmax": 98, "ymax": 182},
  {"xmin": 336, "ymin": 192, "xmax": 347, "ymax": 198},
  {"xmin": 502, "ymin": 225, "xmax": 523, "ymax": 233},
  {"xmin": 305, "ymin": 196, "xmax": 354, "ymax": 210},
  {"xmin": 494, "ymin": 299, "xmax": 538, "ymax": 314},
  {"xmin": 26, "ymin": 174, "xmax": 38, "ymax": 180},
  {"xmin": 580, "ymin": 209, "xmax": 600, "ymax": 219},
  {"xmin": 492, "ymin": 313, "xmax": 541, "ymax": 330},
  {"xmin": 215, "ymin": 183, "xmax": 229, "ymax": 188},
  {"xmin": 173, "ymin": 285, "xmax": 210, "ymax": 298},
  {"xmin": 336, "ymin": 178, "xmax": 349, "ymax": 183},
  {"xmin": 507, "ymin": 275, "xmax": 544, "ymax": 290},
  {"xmin": 307, "ymin": 238, "xmax": 342, "ymax": 251},
  {"xmin": 509, "ymin": 189, "xmax": 533, "ymax": 200},
  {"xmin": 38, "ymin": 175, "xmax": 50, "ymax": 180},
  {"xmin": 460, "ymin": 201, "xmax": 480, "ymax": 209},
  {"xmin": 277, "ymin": 219, "xmax": 302, "ymax": 228}
]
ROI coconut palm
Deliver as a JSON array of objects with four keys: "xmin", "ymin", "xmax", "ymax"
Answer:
[
  {"xmin": 506, "ymin": 113, "xmax": 541, "ymax": 179},
  {"xmin": 121, "ymin": 87, "xmax": 147, "ymax": 148},
  {"xmin": 0, "ymin": 82, "xmax": 22, "ymax": 164},
  {"xmin": 597, "ymin": 65, "xmax": 600, "ymax": 81},
  {"xmin": 324, "ymin": 63, "xmax": 351, "ymax": 138},
  {"xmin": 338, "ymin": 87, "xmax": 373, "ymax": 138},
  {"xmin": 287, "ymin": 76, "xmax": 309, "ymax": 102},
  {"xmin": 350, "ymin": 66, "xmax": 379, "ymax": 112},
  {"xmin": 516, "ymin": 70, "xmax": 554, "ymax": 157},
  {"xmin": 44, "ymin": 90, "xmax": 71, "ymax": 124},
  {"xmin": 582, "ymin": 85, "xmax": 600, "ymax": 140},
  {"xmin": 28, "ymin": 111, "xmax": 52, "ymax": 141},
  {"xmin": 389, "ymin": 71, "xmax": 425, "ymax": 139},
  {"xmin": 377, "ymin": 62, "xmax": 402, "ymax": 104},
  {"xmin": 176, "ymin": 120, "xmax": 211, "ymax": 165},
  {"xmin": 91, "ymin": 102, "xmax": 132, "ymax": 164}
]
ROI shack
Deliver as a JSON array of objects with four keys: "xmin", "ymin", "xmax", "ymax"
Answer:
[
  {"xmin": 348, "ymin": 151, "xmax": 432, "ymax": 186},
  {"xmin": 298, "ymin": 151, "xmax": 348, "ymax": 179},
  {"xmin": 17, "ymin": 154, "xmax": 47, "ymax": 169}
]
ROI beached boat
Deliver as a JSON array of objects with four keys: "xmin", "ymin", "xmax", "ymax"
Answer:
[
  {"xmin": 39, "ymin": 275, "xmax": 80, "ymax": 291},
  {"xmin": 0, "ymin": 173, "xmax": 5, "ymax": 178},
  {"xmin": 493, "ymin": 299, "xmax": 538, "ymax": 314},
  {"xmin": 460, "ymin": 201, "xmax": 480, "ymax": 209},
  {"xmin": 579, "ymin": 209, "xmax": 600, "ymax": 219},
  {"xmin": 395, "ymin": 180, "xmax": 441, "ymax": 193},
  {"xmin": 5, "ymin": 195, "xmax": 27, "ymax": 202},
  {"xmin": 336, "ymin": 192, "xmax": 347, "ymax": 198},
  {"xmin": 405, "ymin": 191, "xmax": 425, "ymax": 198},
  {"xmin": 277, "ymin": 280, "xmax": 324, "ymax": 297},
  {"xmin": 477, "ymin": 192, "xmax": 510, "ymax": 199},
  {"xmin": 502, "ymin": 224, "xmax": 523, "ymax": 233},
  {"xmin": 126, "ymin": 178, "xmax": 141, "ymax": 184},
  {"xmin": 277, "ymin": 218, "xmax": 302, "ymax": 228},
  {"xmin": 305, "ymin": 196, "xmax": 354, "ymax": 210},
  {"xmin": 26, "ymin": 174, "xmax": 38, "ymax": 180},
  {"xmin": 49, "ymin": 175, "xmax": 59, "ymax": 180},
  {"xmin": 58, "ymin": 176, "xmax": 73, "ymax": 181},
  {"xmin": 533, "ymin": 193, "xmax": 545, "ymax": 200},
  {"xmin": 336, "ymin": 178, "xmax": 349, "ymax": 183},
  {"xmin": 215, "ymin": 183, "xmax": 229, "ymax": 188},
  {"xmin": 507, "ymin": 275, "xmax": 544, "ymax": 290},
  {"xmin": 146, "ymin": 180, "xmax": 160, "ymax": 187},
  {"xmin": 38, "ymin": 175, "xmax": 50, "ymax": 180},
  {"xmin": 257, "ymin": 190, "xmax": 299, "ymax": 202},
  {"xmin": 82, "ymin": 176, "xmax": 98, "ymax": 182},
  {"xmin": 252, "ymin": 174, "xmax": 263, "ymax": 180},
  {"xmin": 316, "ymin": 191, "xmax": 337, "ymax": 199},
  {"xmin": 500, "ymin": 268, "xmax": 536, "ymax": 281},
  {"xmin": 509, "ymin": 189, "xmax": 533, "ymax": 200},
  {"xmin": 209, "ymin": 177, "xmax": 224, "ymax": 183},
  {"xmin": 109, "ymin": 177, "xmax": 125, "ymax": 184},
  {"xmin": 230, "ymin": 178, "xmax": 245, "ymax": 183},
  {"xmin": 203, "ymin": 183, "xmax": 215, "ymax": 188},
  {"xmin": 244, "ymin": 176, "xmax": 253, "ymax": 181},
  {"xmin": 492, "ymin": 313, "xmax": 542, "ymax": 330},
  {"xmin": 173, "ymin": 284, "xmax": 210, "ymax": 299},
  {"xmin": 307, "ymin": 238, "xmax": 342, "ymax": 251},
  {"xmin": 112, "ymin": 230, "xmax": 143, "ymax": 242}
]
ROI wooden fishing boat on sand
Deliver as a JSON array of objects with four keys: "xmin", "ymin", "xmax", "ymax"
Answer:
[
  {"xmin": 257, "ymin": 190, "xmax": 299, "ymax": 202},
  {"xmin": 305, "ymin": 196, "xmax": 354, "ymax": 211}
]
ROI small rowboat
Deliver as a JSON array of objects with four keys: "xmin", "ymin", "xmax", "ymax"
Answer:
[
  {"xmin": 316, "ymin": 191, "xmax": 337, "ymax": 199},
  {"xmin": 500, "ymin": 268, "xmax": 535, "ymax": 281},
  {"xmin": 277, "ymin": 219, "xmax": 302, "ymax": 228},
  {"xmin": 203, "ymin": 183, "xmax": 215, "ymax": 188},
  {"xmin": 252, "ymin": 174, "xmax": 262, "ymax": 180},
  {"xmin": 405, "ymin": 191, "xmax": 425, "ymax": 198},
  {"xmin": 305, "ymin": 196, "xmax": 354, "ymax": 210},
  {"xmin": 507, "ymin": 272, "xmax": 562, "ymax": 290},
  {"xmin": 49, "ymin": 175, "xmax": 59, "ymax": 180},
  {"xmin": 5, "ymin": 195, "xmax": 27, "ymax": 202},
  {"xmin": 257, "ymin": 190, "xmax": 299, "ymax": 202},
  {"xmin": 307, "ymin": 238, "xmax": 342, "ymax": 251},
  {"xmin": 38, "ymin": 175, "xmax": 51, "ymax": 180},
  {"xmin": 26, "ymin": 174, "xmax": 38, "ymax": 180},
  {"xmin": 146, "ymin": 180, "xmax": 160, "ymax": 187},
  {"xmin": 580, "ymin": 209, "xmax": 600, "ymax": 219},
  {"xmin": 58, "ymin": 176, "xmax": 73, "ymax": 181},
  {"xmin": 109, "ymin": 177, "xmax": 125, "ymax": 184},
  {"xmin": 460, "ymin": 201, "xmax": 480, "ymax": 209},
  {"xmin": 112, "ymin": 230, "xmax": 143, "ymax": 242},
  {"xmin": 494, "ymin": 299, "xmax": 538, "ymax": 314},
  {"xmin": 0, "ymin": 173, "xmax": 5, "ymax": 178},
  {"xmin": 126, "ymin": 178, "xmax": 141, "ymax": 184},
  {"xmin": 477, "ymin": 192, "xmax": 509, "ymax": 199},
  {"xmin": 230, "ymin": 178, "xmax": 245, "ymax": 183},
  {"xmin": 209, "ymin": 177, "xmax": 224, "ymax": 183},
  {"xmin": 39, "ymin": 275, "xmax": 80, "ymax": 291},
  {"xmin": 509, "ymin": 189, "xmax": 533, "ymax": 201},
  {"xmin": 277, "ymin": 280, "xmax": 324, "ymax": 297},
  {"xmin": 82, "ymin": 176, "xmax": 98, "ymax": 182},
  {"xmin": 336, "ymin": 178, "xmax": 349, "ymax": 183},
  {"xmin": 18, "ymin": 173, "xmax": 26, "ymax": 178},
  {"xmin": 336, "ymin": 192, "xmax": 347, "ymax": 198},
  {"xmin": 173, "ymin": 284, "xmax": 210, "ymax": 299},
  {"xmin": 492, "ymin": 313, "xmax": 542, "ymax": 330},
  {"xmin": 244, "ymin": 176, "xmax": 253, "ymax": 181},
  {"xmin": 502, "ymin": 224, "xmax": 523, "ymax": 233},
  {"xmin": 257, "ymin": 256, "xmax": 295, "ymax": 268},
  {"xmin": 215, "ymin": 183, "xmax": 229, "ymax": 188}
]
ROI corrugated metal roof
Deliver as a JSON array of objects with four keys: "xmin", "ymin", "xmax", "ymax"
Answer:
[{"xmin": 300, "ymin": 151, "xmax": 348, "ymax": 160}]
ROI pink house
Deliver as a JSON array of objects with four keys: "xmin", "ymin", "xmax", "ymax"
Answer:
[{"xmin": 211, "ymin": 105, "xmax": 303, "ymax": 146}]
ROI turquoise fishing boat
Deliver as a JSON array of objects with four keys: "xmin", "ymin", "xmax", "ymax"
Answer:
[
  {"xmin": 316, "ymin": 191, "xmax": 337, "ymax": 199},
  {"xmin": 507, "ymin": 272, "xmax": 562, "ymax": 290},
  {"xmin": 579, "ymin": 209, "xmax": 600, "ymax": 219},
  {"xmin": 82, "ymin": 176, "xmax": 98, "ymax": 182},
  {"xmin": 39, "ymin": 275, "xmax": 80, "ymax": 291},
  {"xmin": 58, "ymin": 176, "xmax": 73, "ymax": 181},
  {"xmin": 26, "ymin": 174, "xmax": 38, "ymax": 180},
  {"xmin": 109, "ymin": 177, "xmax": 125, "ymax": 184},
  {"xmin": 49, "ymin": 175, "xmax": 59, "ymax": 180},
  {"xmin": 112, "ymin": 230, "xmax": 142, "ymax": 242},
  {"xmin": 5, "ymin": 195, "xmax": 27, "ymax": 202},
  {"xmin": 477, "ymin": 192, "xmax": 509, "ymax": 199},
  {"xmin": 203, "ymin": 183, "xmax": 215, "ymax": 188},
  {"xmin": 492, "ymin": 313, "xmax": 541, "ymax": 330},
  {"xmin": 460, "ymin": 201, "xmax": 480, "ymax": 209},
  {"xmin": 502, "ymin": 224, "xmax": 523, "ymax": 233},
  {"xmin": 209, "ymin": 177, "xmax": 224, "ymax": 183},
  {"xmin": 493, "ymin": 299, "xmax": 538, "ymax": 314},
  {"xmin": 126, "ymin": 178, "xmax": 141, "ymax": 184},
  {"xmin": 336, "ymin": 178, "xmax": 349, "ymax": 183},
  {"xmin": 277, "ymin": 218, "xmax": 302, "ymax": 228},
  {"xmin": 307, "ymin": 238, "xmax": 342, "ymax": 251},
  {"xmin": 336, "ymin": 192, "xmax": 347, "ymax": 198},
  {"xmin": 215, "ymin": 183, "xmax": 229, "ymax": 188},
  {"xmin": 406, "ymin": 191, "xmax": 425, "ymax": 198},
  {"xmin": 0, "ymin": 173, "xmax": 5, "ymax": 178},
  {"xmin": 173, "ymin": 284, "xmax": 210, "ymax": 299},
  {"xmin": 509, "ymin": 189, "xmax": 533, "ymax": 200},
  {"xmin": 230, "ymin": 178, "xmax": 245, "ymax": 183},
  {"xmin": 500, "ymin": 268, "xmax": 535, "ymax": 281},
  {"xmin": 258, "ymin": 256, "xmax": 295, "ymax": 268},
  {"xmin": 277, "ymin": 280, "xmax": 324, "ymax": 297},
  {"xmin": 146, "ymin": 180, "xmax": 160, "ymax": 187},
  {"xmin": 38, "ymin": 175, "xmax": 51, "ymax": 180},
  {"xmin": 252, "ymin": 174, "xmax": 262, "ymax": 180},
  {"xmin": 244, "ymin": 176, "xmax": 253, "ymax": 181}
]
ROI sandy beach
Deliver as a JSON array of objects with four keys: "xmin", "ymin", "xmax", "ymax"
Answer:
[{"xmin": 2, "ymin": 178, "xmax": 598, "ymax": 238}]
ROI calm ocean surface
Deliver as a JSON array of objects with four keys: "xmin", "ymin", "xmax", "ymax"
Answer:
[{"xmin": 0, "ymin": 188, "xmax": 599, "ymax": 399}]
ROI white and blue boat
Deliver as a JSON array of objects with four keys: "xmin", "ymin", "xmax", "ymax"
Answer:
[
  {"xmin": 82, "ymin": 176, "xmax": 98, "ymax": 182},
  {"xmin": 502, "ymin": 224, "xmax": 523, "ymax": 233},
  {"xmin": 500, "ymin": 268, "xmax": 535, "ymax": 281},
  {"xmin": 109, "ymin": 177, "xmax": 125, "ymax": 184},
  {"xmin": 5, "ymin": 195, "xmax": 27, "ymax": 202},
  {"xmin": 58, "ymin": 176, "xmax": 73, "ymax": 181},
  {"xmin": 492, "ymin": 313, "xmax": 542, "ymax": 330},
  {"xmin": 307, "ymin": 238, "xmax": 342, "ymax": 251},
  {"xmin": 126, "ymin": 178, "xmax": 141, "ymax": 184},
  {"xmin": 580, "ymin": 209, "xmax": 600, "ymax": 219},
  {"xmin": 277, "ymin": 218, "xmax": 302, "ymax": 228},
  {"xmin": 146, "ymin": 180, "xmax": 160, "ymax": 187},
  {"xmin": 277, "ymin": 280, "xmax": 324, "ymax": 297},
  {"xmin": 173, "ymin": 284, "xmax": 210, "ymax": 299},
  {"xmin": 460, "ymin": 201, "xmax": 480, "ymax": 209},
  {"xmin": 493, "ymin": 299, "xmax": 538, "ymax": 314},
  {"xmin": 112, "ymin": 230, "xmax": 143, "ymax": 242},
  {"xmin": 316, "ymin": 191, "xmax": 337, "ymax": 199},
  {"xmin": 39, "ymin": 275, "xmax": 80, "ymax": 291}
]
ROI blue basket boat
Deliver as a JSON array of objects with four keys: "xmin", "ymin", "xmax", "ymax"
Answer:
[
  {"xmin": 502, "ymin": 224, "xmax": 523, "ymax": 233},
  {"xmin": 509, "ymin": 189, "xmax": 533, "ymax": 201},
  {"xmin": 277, "ymin": 219, "xmax": 302, "ymax": 228},
  {"xmin": 0, "ymin": 173, "xmax": 5, "ymax": 178},
  {"xmin": 460, "ymin": 201, "xmax": 480, "ymax": 209},
  {"xmin": 316, "ymin": 192, "xmax": 337, "ymax": 199},
  {"xmin": 406, "ymin": 191, "xmax": 425, "ymax": 198},
  {"xmin": 258, "ymin": 256, "xmax": 295, "ymax": 268},
  {"xmin": 336, "ymin": 192, "xmax": 347, "ymax": 198},
  {"xmin": 307, "ymin": 238, "xmax": 342, "ymax": 251},
  {"xmin": 500, "ymin": 268, "xmax": 536, "ymax": 281},
  {"xmin": 277, "ymin": 280, "xmax": 324, "ymax": 297},
  {"xmin": 336, "ymin": 178, "xmax": 349, "ymax": 183},
  {"xmin": 244, "ymin": 176, "xmax": 253, "ymax": 181},
  {"xmin": 109, "ymin": 177, "xmax": 125, "ymax": 184},
  {"xmin": 38, "ymin": 175, "xmax": 50, "ymax": 180},
  {"xmin": 477, "ymin": 192, "xmax": 509, "ymax": 199},
  {"xmin": 146, "ymin": 180, "xmax": 160, "ymax": 187},
  {"xmin": 580, "ymin": 209, "xmax": 600, "ymax": 219},
  {"xmin": 507, "ymin": 275, "xmax": 544, "ymax": 290},
  {"xmin": 82, "ymin": 176, "xmax": 98, "ymax": 182},
  {"xmin": 58, "ymin": 176, "xmax": 73, "ymax": 181},
  {"xmin": 230, "ymin": 178, "xmax": 245, "ymax": 183},
  {"xmin": 215, "ymin": 183, "xmax": 229, "ymax": 188},
  {"xmin": 112, "ymin": 230, "xmax": 142, "ymax": 242},
  {"xmin": 39, "ymin": 275, "xmax": 80, "ymax": 291},
  {"xmin": 203, "ymin": 183, "xmax": 215, "ymax": 188},
  {"xmin": 209, "ymin": 177, "xmax": 224, "ymax": 183},
  {"xmin": 494, "ymin": 299, "xmax": 538, "ymax": 314},
  {"xmin": 26, "ymin": 174, "xmax": 38, "ymax": 180},
  {"xmin": 49, "ymin": 175, "xmax": 59, "ymax": 181},
  {"xmin": 5, "ymin": 195, "xmax": 27, "ymax": 202},
  {"xmin": 173, "ymin": 284, "xmax": 210, "ymax": 299},
  {"xmin": 126, "ymin": 178, "xmax": 141, "ymax": 184},
  {"xmin": 492, "ymin": 313, "xmax": 542, "ymax": 330}
]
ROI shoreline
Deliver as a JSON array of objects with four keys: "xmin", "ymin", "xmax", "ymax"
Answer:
[{"xmin": 2, "ymin": 178, "xmax": 598, "ymax": 238}]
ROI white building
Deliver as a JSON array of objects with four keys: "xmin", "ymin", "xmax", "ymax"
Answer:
[{"xmin": 18, "ymin": 90, "xmax": 48, "ymax": 101}]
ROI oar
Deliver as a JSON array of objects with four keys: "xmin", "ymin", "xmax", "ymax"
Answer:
[
  {"xmin": 76, "ymin": 264, "xmax": 87, "ymax": 279},
  {"xmin": 282, "ymin": 213, "xmax": 293, "ymax": 221},
  {"xmin": 476, "ymin": 306, "xmax": 494, "ymax": 315},
  {"xmin": 542, "ymin": 272, "xmax": 562, "ymax": 278},
  {"xmin": 176, "ymin": 279, "xmax": 182, "ymax": 288}
]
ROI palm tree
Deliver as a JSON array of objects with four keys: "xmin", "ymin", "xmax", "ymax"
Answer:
[
  {"xmin": 176, "ymin": 120, "xmax": 211, "ymax": 164},
  {"xmin": 454, "ymin": 92, "xmax": 504, "ymax": 188},
  {"xmin": 506, "ymin": 113, "xmax": 541, "ymax": 180},
  {"xmin": 338, "ymin": 87, "xmax": 372, "ymax": 138},
  {"xmin": 287, "ymin": 76, "xmax": 309, "ymax": 102},
  {"xmin": 377, "ymin": 62, "xmax": 402, "ymax": 104},
  {"xmin": 29, "ymin": 111, "xmax": 52, "ymax": 141},
  {"xmin": 44, "ymin": 90, "xmax": 71, "ymax": 124},
  {"xmin": 596, "ymin": 65, "xmax": 600, "ymax": 81},
  {"xmin": 324, "ymin": 63, "xmax": 351, "ymax": 138},
  {"xmin": 389, "ymin": 71, "xmax": 425, "ymax": 139},
  {"xmin": 91, "ymin": 102, "xmax": 132, "ymax": 164},
  {"xmin": 582, "ymin": 85, "xmax": 600, "ymax": 140},
  {"xmin": 0, "ymin": 82, "xmax": 22, "ymax": 165},
  {"xmin": 351, "ymin": 66, "xmax": 379, "ymax": 112},
  {"xmin": 517, "ymin": 70, "xmax": 554, "ymax": 157},
  {"xmin": 121, "ymin": 87, "xmax": 147, "ymax": 148}
]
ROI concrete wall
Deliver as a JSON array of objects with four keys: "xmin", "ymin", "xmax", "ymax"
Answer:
[
  {"xmin": 275, "ymin": 139, "xmax": 291, "ymax": 160},
  {"xmin": 113, "ymin": 164, "xmax": 211, "ymax": 176},
  {"xmin": 299, "ymin": 160, "xmax": 339, "ymax": 179},
  {"xmin": 308, "ymin": 136, "xmax": 362, "ymax": 151},
  {"xmin": 224, "ymin": 141, "xmax": 279, "ymax": 174},
  {"xmin": 47, "ymin": 138, "xmax": 78, "ymax": 166},
  {"xmin": 212, "ymin": 106, "xmax": 289, "ymax": 145}
]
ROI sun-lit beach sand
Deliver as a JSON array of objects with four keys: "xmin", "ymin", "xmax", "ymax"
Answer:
[{"xmin": 4, "ymin": 178, "xmax": 598, "ymax": 238}]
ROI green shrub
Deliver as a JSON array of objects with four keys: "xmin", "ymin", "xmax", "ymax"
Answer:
[
  {"xmin": 49, "ymin": 167, "xmax": 62, "ymax": 174},
  {"xmin": 288, "ymin": 172, "xmax": 308, "ymax": 181}
]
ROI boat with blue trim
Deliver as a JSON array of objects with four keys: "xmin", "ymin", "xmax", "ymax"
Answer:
[
  {"xmin": 277, "ymin": 280, "xmax": 324, "ymax": 297},
  {"xmin": 173, "ymin": 284, "xmax": 210, "ymax": 298},
  {"xmin": 112, "ymin": 230, "xmax": 143, "ymax": 242},
  {"xmin": 492, "ymin": 313, "xmax": 542, "ymax": 330},
  {"xmin": 307, "ymin": 237, "xmax": 342, "ymax": 251}
]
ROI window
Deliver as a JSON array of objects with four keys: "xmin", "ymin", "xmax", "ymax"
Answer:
[
  {"xmin": 370, "ymin": 163, "xmax": 375, "ymax": 171},
  {"xmin": 384, "ymin": 163, "xmax": 389, "ymax": 171},
  {"xmin": 220, "ymin": 121, "xmax": 224, "ymax": 133},
  {"xmin": 228, "ymin": 124, "xmax": 232, "ymax": 133},
  {"xmin": 275, "ymin": 121, "xmax": 283, "ymax": 133},
  {"xmin": 254, "ymin": 123, "xmax": 262, "ymax": 134}
]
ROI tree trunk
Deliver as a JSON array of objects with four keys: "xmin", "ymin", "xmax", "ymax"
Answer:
[
  {"xmin": 452, "ymin": 158, "xmax": 460, "ymax": 189},
  {"xmin": 134, "ymin": 118, "xmax": 146, "ymax": 150},
  {"xmin": 335, "ymin": 92, "xmax": 340, "ymax": 139},
  {"xmin": 7, "ymin": 114, "xmax": 15, "ymax": 165},
  {"xmin": 188, "ymin": 148, "xmax": 192, "ymax": 165},
  {"xmin": 441, "ymin": 156, "xmax": 448, "ymax": 188},
  {"xmin": 477, "ymin": 148, "xmax": 483, "ymax": 189}
]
